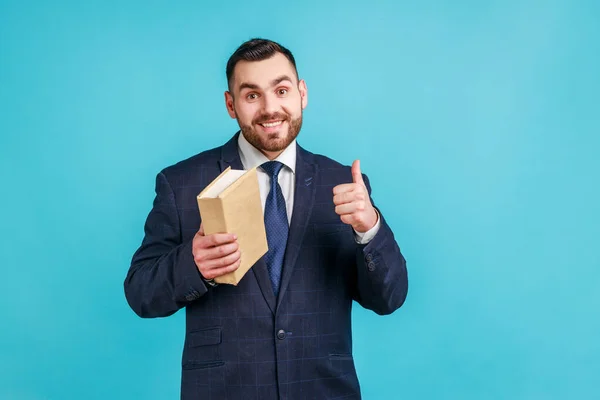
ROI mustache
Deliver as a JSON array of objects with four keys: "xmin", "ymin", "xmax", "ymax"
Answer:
[{"xmin": 253, "ymin": 112, "xmax": 289, "ymax": 125}]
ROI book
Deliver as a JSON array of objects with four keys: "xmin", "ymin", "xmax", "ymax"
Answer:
[{"xmin": 196, "ymin": 166, "xmax": 268, "ymax": 285}]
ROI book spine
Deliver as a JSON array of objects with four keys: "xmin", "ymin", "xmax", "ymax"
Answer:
[{"xmin": 197, "ymin": 197, "xmax": 228, "ymax": 235}]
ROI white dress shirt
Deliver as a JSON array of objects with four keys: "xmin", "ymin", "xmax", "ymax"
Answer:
[{"xmin": 237, "ymin": 133, "xmax": 380, "ymax": 244}]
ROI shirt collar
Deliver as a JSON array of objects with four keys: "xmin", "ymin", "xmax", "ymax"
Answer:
[{"xmin": 237, "ymin": 132, "xmax": 297, "ymax": 174}]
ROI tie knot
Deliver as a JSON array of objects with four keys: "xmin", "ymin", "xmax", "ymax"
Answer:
[{"xmin": 261, "ymin": 161, "xmax": 284, "ymax": 178}]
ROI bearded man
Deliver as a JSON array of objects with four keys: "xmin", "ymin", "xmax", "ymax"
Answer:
[{"xmin": 124, "ymin": 38, "xmax": 408, "ymax": 400}]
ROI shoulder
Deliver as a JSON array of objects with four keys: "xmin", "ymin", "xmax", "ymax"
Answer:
[
  {"xmin": 300, "ymin": 146, "xmax": 349, "ymax": 171},
  {"xmin": 163, "ymin": 149, "xmax": 221, "ymax": 174},
  {"xmin": 300, "ymin": 146, "xmax": 357, "ymax": 186},
  {"xmin": 299, "ymin": 146, "xmax": 372, "ymax": 190},
  {"xmin": 151, "ymin": 144, "xmax": 224, "ymax": 191}
]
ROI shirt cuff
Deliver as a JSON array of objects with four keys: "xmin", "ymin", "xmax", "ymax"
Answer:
[{"xmin": 353, "ymin": 209, "xmax": 381, "ymax": 244}]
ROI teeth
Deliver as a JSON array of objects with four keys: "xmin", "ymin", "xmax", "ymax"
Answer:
[{"xmin": 261, "ymin": 121, "xmax": 282, "ymax": 128}]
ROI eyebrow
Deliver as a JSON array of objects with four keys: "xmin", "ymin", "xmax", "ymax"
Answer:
[
  {"xmin": 237, "ymin": 75, "xmax": 295, "ymax": 93},
  {"xmin": 271, "ymin": 75, "xmax": 294, "ymax": 87}
]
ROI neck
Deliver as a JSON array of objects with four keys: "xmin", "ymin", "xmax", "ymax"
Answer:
[{"xmin": 260, "ymin": 149, "xmax": 285, "ymax": 160}]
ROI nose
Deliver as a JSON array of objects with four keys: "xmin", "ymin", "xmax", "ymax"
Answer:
[{"xmin": 262, "ymin": 92, "xmax": 279, "ymax": 115}]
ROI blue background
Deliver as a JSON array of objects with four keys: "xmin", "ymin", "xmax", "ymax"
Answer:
[{"xmin": 1, "ymin": 0, "xmax": 599, "ymax": 399}]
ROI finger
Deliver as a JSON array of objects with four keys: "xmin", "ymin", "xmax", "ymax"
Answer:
[
  {"xmin": 199, "ymin": 223, "xmax": 205, "ymax": 236},
  {"xmin": 203, "ymin": 249, "xmax": 241, "ymax": 270},
  {"xmin": 351, "ymin": 160, "xmax": 364, "ymax": 185},
  {"xmin": 333, "ymin": 190, "xmax": 367, "ymax": 206},
  {"xmin": 203, "ymin": 241, "xmax": 239, "ymax": 261},
  {"xmin": 335, "ymin": 203, "xmax": 360, "ymax": 215},
  {"xmin": 340, "ymin": 214, "xmax": 354, "ymax": 225},
  {"xmin": 202, "ymin": 258, "xmax": 242, "ymax": 280},
  {"xmin": 333, "ymin": 183, "xmax": 357, "ymax": 196},
  {"xmin": 202, "ymin": 233, "xmax": 237, "ymax": 248},
  {"xmin": 333, "ymin": 191, "xmax": 354, "ymax": 206}
]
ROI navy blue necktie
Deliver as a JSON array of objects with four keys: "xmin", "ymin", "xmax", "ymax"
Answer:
[{"xmin": 261, "ymin": 161, "xmax": 289, "ymax": 297}]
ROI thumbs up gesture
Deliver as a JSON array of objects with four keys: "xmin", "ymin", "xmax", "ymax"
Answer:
[{"xmin": 333, "ymin": 160, "xmax": 378, "ymax": 233}]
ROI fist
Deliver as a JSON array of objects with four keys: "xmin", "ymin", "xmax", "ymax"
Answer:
[
  {"xmin": 333, "ymin": 160, "xmax": 378, "ymax": 233},
  {"xmin": 192, "ymin": 223, "xmax": 241, "ymax": 280}
]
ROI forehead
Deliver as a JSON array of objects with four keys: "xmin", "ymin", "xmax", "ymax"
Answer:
[{"xmin": 232, "ymin": 53, "xmax": 297, "ymax": 90}]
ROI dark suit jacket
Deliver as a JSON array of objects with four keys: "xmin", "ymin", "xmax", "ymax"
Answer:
[{"xmin": 124, "ymin": 133, "xmax": 408, "ymax": 400}]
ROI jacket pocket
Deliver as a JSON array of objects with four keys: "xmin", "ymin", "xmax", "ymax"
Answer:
[
  {"xmin": 182, "ymin": 360, "xmax": 225, "ymax": 370},
  {"xmin": 187, "ymin": 326, "xmax": 222, "ymax": 348}
]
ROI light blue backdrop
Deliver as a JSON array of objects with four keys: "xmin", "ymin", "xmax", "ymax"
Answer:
[{"xmin": 1, "ymin": 0, "xmax": 598, "ymax": 399}]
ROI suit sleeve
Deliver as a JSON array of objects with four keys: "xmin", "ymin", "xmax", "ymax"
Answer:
[
  {"xmin": 124, "ymin": 171, "xmax": 208, "ymax": 318},
  {"xmin": 352, "ymin": 174, "xmax": 408, "ymax": 315}
]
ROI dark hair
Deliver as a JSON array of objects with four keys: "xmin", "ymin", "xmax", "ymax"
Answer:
[{"xmin": 226, "ymin": 38, "xmax": 298, "ymax": 90}]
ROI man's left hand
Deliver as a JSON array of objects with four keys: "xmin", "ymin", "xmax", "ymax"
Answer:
[{"xmin": 333, "ymin": 160, "xmax": 378, "ymax": 233}]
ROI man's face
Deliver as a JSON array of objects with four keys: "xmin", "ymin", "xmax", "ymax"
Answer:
[{"xmin": 225, "ymin": 52, "xmax": 308, "ymax": 158}]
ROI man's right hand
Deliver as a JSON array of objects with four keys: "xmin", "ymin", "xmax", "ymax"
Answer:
[{"xmin": 193, "ymin": 223, "xmax": 241, "ymax": 280}]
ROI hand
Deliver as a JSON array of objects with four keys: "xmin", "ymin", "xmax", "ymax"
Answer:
[
  {"xmin": 193, "ymin": 223, "xmax": 241, "ymax": 280},
  {"xmin": 333, "ymin": 160, "xmax": 378, "ymax": 233}
]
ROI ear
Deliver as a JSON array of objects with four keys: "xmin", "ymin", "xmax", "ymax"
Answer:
[
  {"xmin": 298, "ymin": 79, "xmax": 308, "ymax": 110},
  {"xmin": 224, "ymin": 91, "xmax": 236, "ymax": 119}
]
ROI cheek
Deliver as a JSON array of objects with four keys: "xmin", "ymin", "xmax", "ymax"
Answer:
[
  {"xmin": 281, "ymin": 95, "xmax": 302, "ymax": 115},
  {"xmin": 235, "ymin": 103, "xmax": 257, "ymax": 122},
  {"xmin": 283, "ymin": 98, "xmax": 302, "ymax": 116}
]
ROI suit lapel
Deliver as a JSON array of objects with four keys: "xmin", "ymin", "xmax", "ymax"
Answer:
[
  {"xmin": 219, "ymin": 132, "xmax": 276, "ymax": 315},
  {"xmin": 276, "ymin": 145, "xmax": 317, "ymax": 310}
]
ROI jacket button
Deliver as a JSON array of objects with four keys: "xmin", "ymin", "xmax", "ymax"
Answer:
[
  {"xmin": 277, "ymin": 329, "xmax": 286, "ymax": 340},
  {"xmin": 367, "ymin": 261, "xmax": 376, "ymax": 272}
]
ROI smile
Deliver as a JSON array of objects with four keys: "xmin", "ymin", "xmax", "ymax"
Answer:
[{"xmin": 260, "ymin": 121, "xmax": 283, "ymax": 128}]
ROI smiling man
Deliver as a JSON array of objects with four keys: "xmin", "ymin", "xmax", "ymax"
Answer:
[{"xmin": 125, "ymin": 38, "xmax": 408, "ymax": 400}]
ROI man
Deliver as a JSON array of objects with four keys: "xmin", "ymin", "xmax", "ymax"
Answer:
[{"xmin": 124, "ymin": 38, "xmax": 408, "ymax": 400}]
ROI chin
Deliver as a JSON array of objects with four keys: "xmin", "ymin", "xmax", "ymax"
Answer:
[
  {"xmin": 262, "ymin": 137, "xmax": 288, "ymax": 152},
  {"xmin": 265, "ymin": 131, "xmax": 286, "ymax": 140}
]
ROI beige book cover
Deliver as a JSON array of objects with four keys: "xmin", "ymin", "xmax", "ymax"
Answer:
[{"xmin": 196, "ymin": 166, "xmax": 268, "ymax": 285}]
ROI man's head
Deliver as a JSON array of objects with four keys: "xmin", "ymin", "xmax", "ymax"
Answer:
[{"xmin": 225, "ymin": 38, "xmax": 308, "ymax": 159}]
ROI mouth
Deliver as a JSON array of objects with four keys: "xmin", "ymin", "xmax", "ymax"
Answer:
[
  {"xmin": 259, "ymin": 120, "xmax": 284, "ymax": 128},
  {"xmin": 257, "ymin": 120, "xmax": 286, "ymax": 134}
]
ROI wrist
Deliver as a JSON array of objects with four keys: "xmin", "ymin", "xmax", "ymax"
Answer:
[
  {"xmin": 200, "ymin": 272, "xmax": 219, "ymax": 287},
  {"xmin": 358, "ymin": 208, "xmax": 378, "ymax": 233}
]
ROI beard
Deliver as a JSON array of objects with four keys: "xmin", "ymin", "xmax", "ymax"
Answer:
[{"xmin": 238, "ymin": 111, "xmax": 303, "ymax": 153}]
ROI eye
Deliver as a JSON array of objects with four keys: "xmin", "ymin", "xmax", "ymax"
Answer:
[
  {"xmin": 277, "ymin": 88, "xmax": 288, "ymax": 96},
  {"xmin": 246, "ymin": 93, "xmax": 259, "ymax": 101}
]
